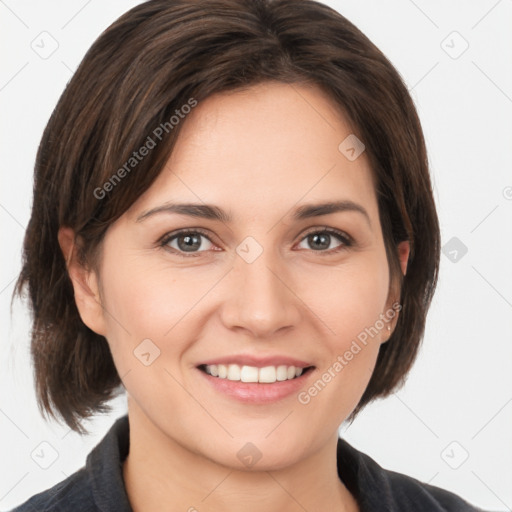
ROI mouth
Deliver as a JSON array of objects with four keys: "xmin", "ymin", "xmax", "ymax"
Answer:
[
  {"xmin": 197, "ymin": 363, "xmax": 315, "ymax": 384},
  {"xmin": 196, "ymin": 362, "xmax": 316, "ymax": 404}
]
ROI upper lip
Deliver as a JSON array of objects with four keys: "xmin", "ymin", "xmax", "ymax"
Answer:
[{"xmin": 197, "ymin": 355, "xmax": 313, "ymax": 369}]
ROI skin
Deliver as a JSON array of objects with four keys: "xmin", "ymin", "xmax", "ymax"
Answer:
[{"xmin": 59, "ymin": 81, "xmax": 409, "ymax": 512}]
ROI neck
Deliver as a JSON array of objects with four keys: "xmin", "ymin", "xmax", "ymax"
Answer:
[{"xmin": 122, "ymin": 403, "xmax": 359, "ymax": 512}]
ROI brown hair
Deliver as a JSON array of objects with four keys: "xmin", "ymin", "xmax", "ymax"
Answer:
[{"xmin": 13, "ymin": 0, "xmax": 440, "ymax": 434}]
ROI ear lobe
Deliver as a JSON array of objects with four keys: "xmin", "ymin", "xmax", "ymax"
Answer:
[
  {"xmin": 397, "ymin": 240, "xmax": 410, "ymax": 276},
  {"xmin": 381, "ymin": 240, "xmax": 410, "ymax": 344},
  {"xmin": 57, "ymin": 226, "xmax": 107, "ymax": 336}
]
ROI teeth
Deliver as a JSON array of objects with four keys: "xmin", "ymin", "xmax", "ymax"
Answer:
[
  {"xmin": 259, "ymin": 366, "xmax": 276, "ymax": 383},
  {"xmin": 276, "ymin": 365, "xmax": 288, "ymax": 381},
  {"xmin": 227, "ymin": 364, "xmax": 241, "ymax": 381},
  {"xmin": 240, "ymin": 365, "xmax": 258, "ymax": 383},
  {"xmin": 204, "ymin": 364, "xmax": 305, "ymax": 383}
]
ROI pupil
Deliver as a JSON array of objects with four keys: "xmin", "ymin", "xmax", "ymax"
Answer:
[
  {"xmin": 310, "ymin": 233, "xmax": 329, "ymax": 250},
  {"xmin": 179, "ymin": 234, "xmax": 201, "ymax": 252}
]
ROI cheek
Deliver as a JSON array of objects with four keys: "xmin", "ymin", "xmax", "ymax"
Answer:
[
  {"xmin": 295, "ymin": 252, "xmax": 389, "ymax": 406},
  {"xmin": 300, "ymin": 252, "xmax": 390, "ymax": 343},
  {"xmin": 97, "ymin": 252, "xmax": 218, "ymax": 356},
  {"xmin": 101, "ymin": 246, "xmax": 390, "ymax": 331}
]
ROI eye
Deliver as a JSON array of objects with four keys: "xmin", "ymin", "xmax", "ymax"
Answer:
[
  {"xmin": 159, "ymin": 228, "xmax": 216, "ymax": 257},
  {"xmin": 159, "ymin": 227, "xmax": 353, "ymax": 258},
  {"xmin": 296, "ymin": 228, "xmax": 353, "ymax": 254}
]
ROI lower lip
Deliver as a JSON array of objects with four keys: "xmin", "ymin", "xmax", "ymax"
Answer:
[{"xmin": 197, "ymin": 367, "xmax": 314, "ymax": 404}]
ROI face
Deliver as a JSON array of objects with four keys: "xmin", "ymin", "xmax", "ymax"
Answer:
[{"xmin": 65, "ymin": 81, "xmax": 408, "ymax": 470}]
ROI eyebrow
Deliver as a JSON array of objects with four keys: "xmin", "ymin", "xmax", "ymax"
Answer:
[{"xmin": 136, "ymin": 200, "xmax": 371, "ymax": 228}]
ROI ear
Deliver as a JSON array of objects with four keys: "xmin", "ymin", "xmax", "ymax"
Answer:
[
  {"xmin": 58, "ymin": 226, "xmax": 107, "ymax": 336},
  {"xmin": 397, "ymin": 240, "xmax": 410, "ymax": 276},
  {"xmin": 382, "ymin": 240, "xmax": 410, "ymax": 343}
]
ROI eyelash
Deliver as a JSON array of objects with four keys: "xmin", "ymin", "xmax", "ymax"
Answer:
[{"xmin": 158, "ymin": 227, "xmax": 354, "ymax": 258}]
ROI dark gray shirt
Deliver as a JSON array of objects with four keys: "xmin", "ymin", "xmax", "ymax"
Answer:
[{"xmin": 9, "ymin": 414, "xmax": 486, "ymax": 511}]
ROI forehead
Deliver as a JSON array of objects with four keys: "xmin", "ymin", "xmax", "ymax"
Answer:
[{"xmin": 127, "ymin": 82, "xmax": 378, "ymax": 222}]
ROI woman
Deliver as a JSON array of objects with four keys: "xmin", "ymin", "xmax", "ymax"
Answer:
[{"xmin": 10, "ymin": 0, "xmax": 486, "ymax": 510}]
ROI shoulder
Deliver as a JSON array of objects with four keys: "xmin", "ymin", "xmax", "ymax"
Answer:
[
  {"xmin": 8, "ymin": 415, "xmax": 131, "ymax": 512},
  {"xmin": 383, "ymin": 467, "xmax": 487, "ymax": 511},
  {"xmin": 8, "ymin": 468, "xmax": 97, "ymax": 512},
  {"xmin": 337, "ymin": 438, "xmax": 487, "ymax": 512}
]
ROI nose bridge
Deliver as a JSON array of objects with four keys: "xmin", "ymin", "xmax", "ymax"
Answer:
[{"xmin": 221, "ymin": 235, "xmax": 300, "ymax": 335}]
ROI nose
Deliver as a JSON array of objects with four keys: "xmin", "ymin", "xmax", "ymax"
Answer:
[{"xmin": 219, "ymin": 242, "xmax": 302, "ymax": 338}]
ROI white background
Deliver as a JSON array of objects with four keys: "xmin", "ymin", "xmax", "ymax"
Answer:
[{"xmin": 1, "ymin": 1, "xmax": 511, "ymax": 511}]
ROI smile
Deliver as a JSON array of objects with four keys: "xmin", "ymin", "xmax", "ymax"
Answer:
[{"xmin": 201, "ymin": 364, "xmax": 310, "ymax": 383}]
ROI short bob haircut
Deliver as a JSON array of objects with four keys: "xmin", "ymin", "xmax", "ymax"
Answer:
[{"xmin": 14, "ymin": 0, "xmax": 440, "ymax": 434}]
